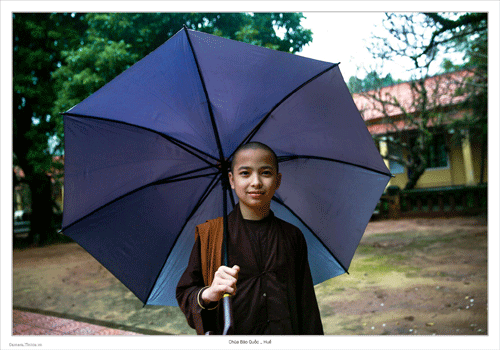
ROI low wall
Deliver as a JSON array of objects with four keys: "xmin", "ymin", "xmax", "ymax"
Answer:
[{"xmin": 372, "ymin": 184, "xmax": 487, "ymax": 220}]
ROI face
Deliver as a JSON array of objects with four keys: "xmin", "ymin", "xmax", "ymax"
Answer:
[{"xmin": 228, "ymin": 148, "xmax": 281, "ymax": 217}]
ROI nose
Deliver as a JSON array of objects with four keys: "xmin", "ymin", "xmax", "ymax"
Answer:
[{"xmin": 250, "ymin": 173, "xmax": 263, "ymax": 188}]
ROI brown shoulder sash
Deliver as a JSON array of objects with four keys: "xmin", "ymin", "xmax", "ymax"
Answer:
[{"xmin": 195, "ymin": 217, "xmax": 224, "ymax": 286}]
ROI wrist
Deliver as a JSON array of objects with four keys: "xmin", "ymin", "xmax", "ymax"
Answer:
[{"xmin": 197, "ymin": 286, "xmax": 218, "ymax": 310}]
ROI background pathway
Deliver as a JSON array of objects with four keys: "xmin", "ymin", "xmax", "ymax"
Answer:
[{"xmin": 13, "ymin": 309, "xmax": 140, "ymax": 335}]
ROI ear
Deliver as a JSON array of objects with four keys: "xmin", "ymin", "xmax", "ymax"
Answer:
[
  {"xmin": 228, "ymin": 172, "xmax": 235, "ymax": 189},
  {"xmin": 275, "ymin": 172, "xmax": 282, "ymax": 191}
]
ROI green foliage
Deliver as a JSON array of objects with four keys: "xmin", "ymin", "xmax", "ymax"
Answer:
[
  {"xmin": 348, "ymin": 71, "xmax": 402, "ymax": 94},
  {"xmin": 52, "ymin": 35, "xmax": 139, "ymax": 114},
  {"xmin": 51, "ymin": 12, "xmax": 313, "ymax": 119},
  {"xmin": 14, "ymin": 13, "xmax": 86, "ymax": 165},
  {"xmin": 13, "ymin": 12, "xmax": 313, "ymax": 245},
  {"xmin": 13, "ymin": 13, "xmax": 87, "ymax": 244}
]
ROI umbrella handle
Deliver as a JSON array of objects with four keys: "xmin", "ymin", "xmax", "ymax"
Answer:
[{"xmin": 222, "ymin": 293, "xmax": 234, "ymax": 335}]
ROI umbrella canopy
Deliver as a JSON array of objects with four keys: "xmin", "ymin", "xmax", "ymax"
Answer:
[{"xmin": 62, "ymin": 27, "xmax": 391, "ymax": 307}]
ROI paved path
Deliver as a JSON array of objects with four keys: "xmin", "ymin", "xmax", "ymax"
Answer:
[{"xmin": 12, "ymin": 309, "xmax": 140, "ymax": 335}]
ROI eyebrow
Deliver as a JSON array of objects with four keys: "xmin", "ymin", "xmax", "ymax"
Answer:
[{"xmin": 237, "ymin": 165, "xmax": 274, "ymax": 171}]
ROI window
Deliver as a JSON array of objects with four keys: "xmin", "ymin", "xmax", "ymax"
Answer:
[
  {"xmin": 388, "ymin": 142, "xmax": 405, "ymax": 174},
  {"xmin": 427, "ymin": 134, "xmax": 449, "ymax": 168},
  {"xmin": 409, "ymin": 133, "xmax": 449, "ymax": 169}
]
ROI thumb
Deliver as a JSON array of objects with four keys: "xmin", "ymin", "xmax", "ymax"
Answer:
[{"xmin": 232, "ymin": 265, "xmax": 240, "ymax": 273}]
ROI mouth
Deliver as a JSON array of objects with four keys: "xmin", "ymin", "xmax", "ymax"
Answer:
[{"xmin": 248, "ymin": 191, "xmax": 265, "ymax": 198}]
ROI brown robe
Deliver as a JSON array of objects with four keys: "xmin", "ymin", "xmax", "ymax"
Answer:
[{"xmin": 176, "ymin": 203, "xmax": 324, "ymax": 335}]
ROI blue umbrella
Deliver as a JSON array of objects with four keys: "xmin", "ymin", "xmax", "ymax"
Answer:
[{"xmin": 61, "ymin": 27, "xmax": 391, "ymax": 323}]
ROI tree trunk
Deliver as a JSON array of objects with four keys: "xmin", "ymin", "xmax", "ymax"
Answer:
[
  {"xmin": 405, "ymin": 162, "xmax": 427, "ymax": 190},
  {"xmin": 28, "ymin": 172, "xmax": 55, "ymax": 246}
]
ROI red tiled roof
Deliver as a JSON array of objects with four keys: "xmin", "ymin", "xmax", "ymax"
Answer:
[
  {"xmin": 366, "ymin": 109, "xmax": 469, "ymax": 135},
  {"xmin": 353, "ymin": 70, "xmax": 473, "ymax": 124}
]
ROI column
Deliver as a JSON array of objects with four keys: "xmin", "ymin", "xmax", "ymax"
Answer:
[
  {"xmin": 461, "ymin": 129, "xmax": 476, "ymax": 186},
  {"xmin": 379, "ymin": 139, "xmax": 390, "ymax": 170}
]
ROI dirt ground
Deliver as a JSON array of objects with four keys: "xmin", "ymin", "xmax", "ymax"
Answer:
[{"xmin": 12, "ymin": 215, "xmax": 488, "ymax": 336}]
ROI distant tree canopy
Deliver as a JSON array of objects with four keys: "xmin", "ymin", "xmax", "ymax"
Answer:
[
  {"xmin": 13, "ymin": 12, "xmax": 87, "ymax": 245},
  {"xmin": 347, "ymin": 71, "xmax": 403, "ymax": 94},
  {"xmin": 13, "ymin": 12, "xmax": 313, "ymax": 245},
  {"xmin": 51, "ymin": 13, "xmax": 313, "ymax": 119}
]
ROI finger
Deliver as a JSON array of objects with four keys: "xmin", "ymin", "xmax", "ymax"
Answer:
[
  {"xmin": 217, "ymin": 266, "xmax": 239, "ymax": 280},
  {"xmin": 214, "ymin": 283, "xmax": 235, "ymax": 296},
  {"xmin": 221, "ymin": 284, "xmax": 236, "ymax": 295},
  {"xmin": 215, "ymin": 268, "xmax": 236, "ymax": 282},
  {"xmin": 222, "ymin": 265, "xmax": 239, "ymax": 278}
]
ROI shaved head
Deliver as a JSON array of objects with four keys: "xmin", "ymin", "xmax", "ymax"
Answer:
[{"xmin": 230, "ymin": 142, "xmax": 279, "ymax": 173}]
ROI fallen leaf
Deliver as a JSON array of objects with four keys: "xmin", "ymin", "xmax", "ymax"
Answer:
[{"xmin": 426, "ymin": 322, "xmax": 435, "ymax": 326}]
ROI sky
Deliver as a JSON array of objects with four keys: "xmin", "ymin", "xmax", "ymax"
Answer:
[
  {"xmin": 298, "ymin": 12, "xmax": 389, "ymax": 80},
  {"xmin": 296, "ymin": 11, "xmax": 468, "ymax": 82}
]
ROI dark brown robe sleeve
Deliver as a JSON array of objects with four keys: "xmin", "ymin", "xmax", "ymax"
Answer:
[
  {"xmin": 294, "ymin": 229, "xmax": 324, "ymax": 335},
  {"xmin": 176, "ymin": 236, "xmax": 219, "ymax": 335}
]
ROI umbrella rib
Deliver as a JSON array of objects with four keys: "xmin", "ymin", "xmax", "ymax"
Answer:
[
  {"xmin": 63, "ymin": 112, "xmax": 219, "ymax": 165},
  {"xmin": 143, "ymin": 172, "xmax": 223, "ymax": 304},
  {"xmin": 61, "ymin": 169, "xmax": 219, "ymax": 233},
  {"xmin": 271, "ymin": 197, "xmax": 350, "ymax": 274},
  {"xmin": 183, "ymin": 27, "xmax": 226, "ymax": 163},
  {"xmin": 277, "ymin": 155, "xmax": 393, "ymax": 177},
  {"xmin": 229, "ymin": 63, "xmax": 339, "ymax": 160}
]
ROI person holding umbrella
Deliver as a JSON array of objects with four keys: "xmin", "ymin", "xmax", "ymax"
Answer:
[
  {"xmin": 61, "ymin": 27, "xmax": 390, "ymax": 337},
  {"xmin": 176, "ymin": 142, "xmax": 324, "ymax": 335}
]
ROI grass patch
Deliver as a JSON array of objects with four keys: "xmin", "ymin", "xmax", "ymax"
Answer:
[
  {"xmin": 351, "ymin": 254, "xmax": 421, "ymax": 276},
  {"xmin": 320, "ymin": 304, "xmax": 336, "ymax": 317},
  {"xmin": 405, "ymin": 271, "xmax": 420, "ymax": 278},
  {"xmin": 363, "ymin": 253, "xmax": 407, "ymax": 263},
  {"xmin": 342, "ymin": 324, "xmax": 364, "ymax": 332},
  {"xmin": 404, "ymin": 236, "xmax": 455, "ymax": 250},
  {"xmin": 355, "ymin": 244, "xmax": 378, "ymax": 255},
  {"xmin": 358, "ymin": 233, "xmax": 462, "ymax": 257}
]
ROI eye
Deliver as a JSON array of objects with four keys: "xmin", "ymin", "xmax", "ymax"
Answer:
[
  {"xmin": 261, "ymin": 170, "xmax": 272, "ymax": 176},
  {"xmin": 239, "ymin": 171, "xmax": 250, "ymax": 176}
]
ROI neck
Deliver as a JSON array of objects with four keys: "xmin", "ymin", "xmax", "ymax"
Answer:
[{"xmin": 239, "ymin": 203, "xmax": 270, "ymax": 221}]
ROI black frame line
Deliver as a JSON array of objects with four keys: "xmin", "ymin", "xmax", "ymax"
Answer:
[
  {"xmin": 271, "ymin": 196, "xmax": 350, "ymax": 275},
  {"xmin": 143, "ymin": 171, "xmax": 223, "ymax": 305},
  {"xmin": 63, "ymin": 112, "xmax": 219, "ymax": 166},
  {"xmin": 228, "ymin": 63, "xmax": 339, "ymax": 161},
  {"xmin": 277, "ymin": 155, "xmax": 393, "ymax": 178},
  {"xmin": 61, "ymin": 169, "xmax": 220, "ymax": 233}
]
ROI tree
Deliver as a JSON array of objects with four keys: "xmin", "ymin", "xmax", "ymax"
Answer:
[
  {"xmin": 347, "ymin": 71, "xmax": 402, "ymax": 94},
  {"xmin": 52, "ymin": 12, "xmax": 313, "ymax": 117},
  {"xmin": 361, "ymin": 12, "xmax": 487, "ymax": 189},
  {"xmin": 425, "ymin": 13, "xmax": 488, "ymax": 184},
  {"xmin": 13, "ymin": 13, "xmax": 312, "ymax": 245},
  {"xmin": 13, "ymin": 13, "xmax": 86, "ymax": 245}
]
